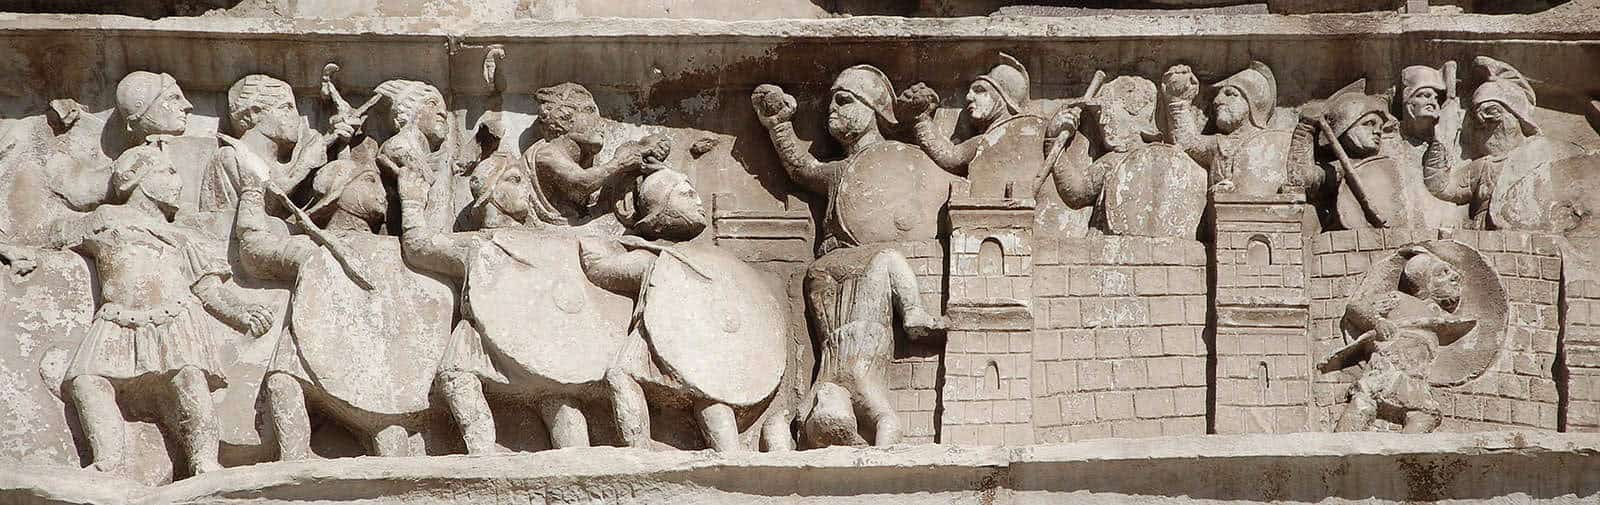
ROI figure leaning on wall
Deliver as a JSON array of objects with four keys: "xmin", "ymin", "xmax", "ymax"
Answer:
[{"xmin": 752, "ymin": 64, "xmax": 952, "ymax": 448}]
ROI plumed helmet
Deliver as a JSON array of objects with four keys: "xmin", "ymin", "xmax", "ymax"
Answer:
[
  {"xmin": 831, "ymin": 64, "xmax": 898, "ymax": 125},
  {"xmin": 1400, "ymin": 65, "xmax": 1447, "ymax": 102},
  {"xmin": 976, "ymin": 52, "xmax": 1030, "ymax": 114},
  {"xmin": 535, "ymin": 82, "xmax": 599, "ymax": 114},
  {"xmin": 304, "ymin": 159, "xmax": 380, "ymax": 217},
  {"xmin": 115, "ymin": 71, "xmax": 177, "ymax": 124},
  {"xmin": 374, "ymin": 79, "xmax": 446, "ymax": 128},
  {"xmin": 1470, "ymin": 56, "xmax": 1539, "ymax": 135},
  {"xmin": 1324, "ymin": 79, "xmax": 1394, "ymax": 140},
  {"xmin": 227, "ymin": 74, "xmax": 295, "ymax": 131},
  {"xmin": 1213, "ymin": 61, "xmax": 1278, "ymax": 129}
]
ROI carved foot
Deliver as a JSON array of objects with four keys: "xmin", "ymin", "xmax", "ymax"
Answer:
[{"xmin": 903, "ymin": 308, "xmax": 947, "ymax": 340}]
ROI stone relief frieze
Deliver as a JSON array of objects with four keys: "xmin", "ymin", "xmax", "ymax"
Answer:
[{"xmin": 0, "ymin": 24, "xmax": 1598, "ymax": 497}]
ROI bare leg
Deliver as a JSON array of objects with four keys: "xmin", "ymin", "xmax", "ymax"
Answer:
[
  {"xmin": 168, "ymin": 366, "xmax": 222, "ymax": 475},
  {"xmin": 437, "ymin": 371, "xmax": 498, "ymax": 455},
  {"xmin": 68, "ymin": 375, "xmax": 124, "ymax": 472},
  {"xmin": 853, "ymin": 250, "xmax": 944, "ymax": 339},
  {"xmin": 802, "ymin": 382, "xmax": 866, "ymax": 448},
  {"xmin": 1335, "ymin": 391, "xmax": 1378, "ymax": 433},
  {"xmin": 761, "ymin": 409, "xmax": 794, "ymax": 452},
  {"xmin": 605, "ymin": 369, "xmax": 650, "ymax": 448},
  {"xmin": 540, "ymin": 397, "xmax": 589, "ymax": 449},
  {"xmin": 856, "ymin": 376, "xmax": 901, "ymax": 446},
  {"xmin": 263, "ymin": 372, "xmax": 311, "ymax": 461},
  {"xmin": 371, "ymin": 425, "xmax": 411, "ymax": 457},
  {"xmin": 695, "ymin": 400, "xmax": 739, "ymax": 451}
]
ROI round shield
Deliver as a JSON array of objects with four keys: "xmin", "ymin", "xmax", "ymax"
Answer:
[
  {"xmin": 1335, "ymin": 156, "xmax": 1413, "ymax": 229},
  {"xmin": 1101, "ymin": 143, "xmax": 1207, "ymax": 239},
  {"xmin": 1344, "ymin": 240, "xmax": 1507, "ymax": 386},
  {"xmin": 290, "ymin": 234, "xmax": 453, "ymax": 415},
  {"xmin": 832, "ymin": 141, "xmax": 951, "ymax": 246},
  {"xmin": 1226, "ymin": 129, "xmax": 1292, "ymax": 196},
  {"xmin": 1546, "ymin": 152, "xmax": 1600, "ymax": 237},
  {"xmin": 465, "ymin": 228, "xmax": 631, "ymax": 385},
  {"xmin": 641, "ymin": 244, "xmax": 786, "ymax": 407},
  {"xmin": 967, "ymin": 115, "xmax": 1045, "ymax": 199}
]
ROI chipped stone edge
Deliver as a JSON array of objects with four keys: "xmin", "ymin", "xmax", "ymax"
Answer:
[
  {"xmin": 0, "ymin": 13, "xmax": 1595, "ymax": 42},
  {"xmin": 3, "ymin": 431, "xmax": 1597, "ymax": 505}
]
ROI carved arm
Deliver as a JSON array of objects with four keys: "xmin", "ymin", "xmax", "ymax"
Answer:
[
  {"xmin": 1422, "ymin": 139, "xmax": 1477, "ymax": 205},
  {"xmin": 233, "ymin": 187, "xmax": 317, "ymax": 282},
  {"xmin": 1048, "ymin": 133, "xmax": 1105, "ymax": 209},
  {"xmin": 910, "ymin": 118, "xmax": 978, "ymax": 176},
  {"xmin": 577, "ymin": 237, "xmax": 654, "ymax": 295}
]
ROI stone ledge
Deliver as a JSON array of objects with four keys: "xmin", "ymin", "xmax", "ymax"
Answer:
[
  {"xmin": 4, "ymin": 431, "xmax": 1597, "ymax": 504},
  {"xmin": 0, "ymin": 13, "xmax": 1595, "ymax": 41}
]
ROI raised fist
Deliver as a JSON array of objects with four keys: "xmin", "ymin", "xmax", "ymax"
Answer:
[
  {"xmin": 1048, "ymin": 104, "xmax": 1085, "ymax": 139},
  {"xmin": 895, "ymin": 82, "xmax": 940, "ymax": 122},
  {"xmin": 751, "ymin": 84, "xmax": 797, "ymax": 129},
  {"xmin": 1162, "ymin": 64, "xmax": 1200, "ymax": 103},
  {"xmin": 241, "ymin": 303, "xmax": 274, "ymax": 337}
]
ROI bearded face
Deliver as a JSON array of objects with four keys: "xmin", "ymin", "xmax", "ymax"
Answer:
[
  {"xmin": 415, "ymin": 100, "xmax": 451, "ymax": 147},
  {"xmin": 966, "ymin": 81, "xmax": 1004, "ymax": 126},
  {"xmin": 1424, "ymin": 263, "xmax": 1463, "ymax": 313},
  {"xmin": 1340, "ymin": 112, "xmax": 1387, "ymax": 158},
  {"xmin": 1213, "ymin": 86, "xmax": 1249, "ymax": 134},
  {"xmin": 1474, "ymin": 101, "xmax": 1526, "ymax": 156},
  {"xmin": 827, "ymin": 90, "xmax": 877, "ymax": 145},
  {"xmin": 139, "ymin": 164, "xmax": 185, "ymax": 217},
  {"xmin": 1404, "ymin": 87, "xmax": 1442, "ymax": 124},
  {"xmin": 250, "ymin": 96, "xmax": 303, "ymax": 146}
]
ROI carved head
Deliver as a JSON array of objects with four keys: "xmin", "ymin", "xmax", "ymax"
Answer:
[
  {"xmin": 1400, "ymin": 253, "xmax": 1462, "ymax": 313},
  {"xmin": 116, "ymin": 71, "xmax": 192, "ymax": 139},
  {"xmin": 1092, "ymin": 76, "xmax": 1158, "ymax": 153},
  {"xmin": 469, "ymin": 153, "xmax": 534, "ymax": 225},
  {"xmin": 1326, "ymin": 91, "xmax": 1394, "ymax": 158},
  {"xmin": 228, "ymin": 74, "xmax": 302, "ymax": 146},
  {"xmin": 1211, "ymin": 61, "xmax": 1277, "ymax": 133},
  {"xmin": 972, "ymin": 52, "xmax": 1029, "ymax": 120},
  {"xmin": 537, "ymin": 83, "xmax": 605, "ymax": 147},
  {"xmin": 1471, "ymin": 80, "xmax": 1538, "ymax": 157},
  {"xmin": 376, "ymin": 79, "xmax": 450, "ymax": 146},
  {"xmin": 1400, "ymin": 65, "xmax": 1447, "ymax": 123},
  {"xmin": 626, "ymin": 168, "xmax": 707, "ymax": 242},
  {"xmin": 307, "ymin": 160, "xmax": 387, "ymax": 226},
  {"xmin": 829, "ymin": 65, "xmax": 897, "ymax": 145},
  {"xmin": 110, "ymin": 150, "xmax": 184, "ymax": 215}
]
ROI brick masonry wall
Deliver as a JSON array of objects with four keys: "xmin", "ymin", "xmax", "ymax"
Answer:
[
  {"xmin": 1212, "ymin": 194, "xmax": 1315, "ymax": 434},
  {"xmin": 1308, "ymin": 229, "xmax": 1561, "ymax": 432},
  {"xmin": 940, "ymin": 202, "xmax": 1036, "ymax": 445},
  {"xmin": 1030, "ymin": 236, "xmax": 1209, "ymax": 442},
  {"xmin": 1565, "ymin": 276, "xmax": 1600, "ymax": 432},
  {"xmin": 886, "ymin": 240, "xmax": 948, "ymax": 445}
]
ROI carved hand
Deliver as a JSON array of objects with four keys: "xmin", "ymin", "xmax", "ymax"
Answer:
[
  {"xmin": 612, "ymin": 141, "xmax": 650, "ymax": 172},
  {"xmin": 895, "ymin": 82, "xmax": 940, "ymax": 123},
  {"xmin": 1048, "ymin": 104, "xmax": 1085, "ymax": 139},
  {"xmin": 752, "ymin": 84, "xmax": 797, "ymax": 128},
  {"xmin": 0, "ymin": 243, "xmax": 37, "ymax": 276},
  {"xmin": 1162, "ymin": 65, "xmax": 1200, "ymax": 103},
  {"xmin": 1375, "ymin": 318, "xmax": 1400, "ymax": 342},
  {"xmin": 218, "ymin": 134, "xmax": 272, "ymax": 190},
  {"xmin": 241, "ymin": 303, "xmax": 274, "ymax": 337}
]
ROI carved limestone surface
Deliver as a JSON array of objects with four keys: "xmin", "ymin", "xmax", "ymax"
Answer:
[
  {"xmin": 1048, "ymin": 73, "xmax": 1207, "ymax": 238},
  {"xmin": 1321, "ymin": 240, "xmax": 1508, "ymax": 433},
  {"xmin": 1424, "ymin": 57, "xmax": 1590, "ymax": 231},
  {"xmin": 5, "ymin": 12, "xmax": 1600, "ymax": 503}
]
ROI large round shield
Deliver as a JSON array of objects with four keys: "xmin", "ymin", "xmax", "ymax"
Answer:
[
  {"xmin": 1550, "ymin": 152, "xmax": 1600, "ymax": 237},
  {"xmin": 290, "ymin": 234, "xmax": 452, "ymax": 415},
  {"xmin": 967, "ymin": 115, "xmax": 1045, "ymax": 199},
  {"xmin": 1226, "ymin": 129, "xmax": 1292, "ymax": 196},
  {"xmin": 1102, "ymin": 143, "xmax": 1207, "ymax": 239},
  {"xmin": 1335, "ymin": 156, "xmax": 1413, "ymax": 229},
  {"xmin": 641, "ymin": 244, "xmax": 786, "ymax": 407},
  {"xmin": 831, "ymin": 141, "xmax": 950, "ymax": 245},
  {"xmin": 465, "ymin": 228, "xmax": 631, "ymax": 385}
]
